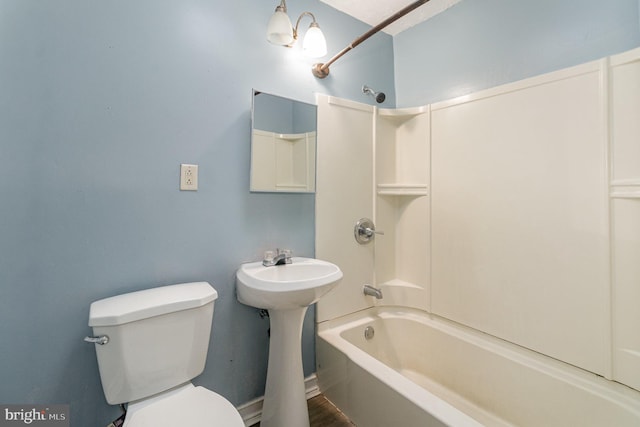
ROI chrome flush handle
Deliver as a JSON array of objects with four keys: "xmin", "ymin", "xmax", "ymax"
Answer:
[{"xmin": 84, "ymin": 335, "xmax": 109, "ymax": 345}]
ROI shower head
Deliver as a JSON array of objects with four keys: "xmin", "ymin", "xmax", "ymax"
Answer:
[{"xmin": 362, "ymin": 85, "xmax": 386, "ymax": 104}]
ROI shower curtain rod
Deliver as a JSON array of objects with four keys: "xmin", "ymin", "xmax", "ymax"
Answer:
[{"xmin": 312, "ymin": 0, "xmax": 430, "ymax": 79}]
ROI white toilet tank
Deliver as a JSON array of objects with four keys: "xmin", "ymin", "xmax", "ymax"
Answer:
[{"xmin": 88, "ymin": 282, "xmax": 218, "ymax": 405}]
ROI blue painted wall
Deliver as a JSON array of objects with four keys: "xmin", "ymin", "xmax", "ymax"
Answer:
[
  {"xmin": 0, "ymin": 0, "xmax": 394, "ymax": 425},
  {"xmin": 394, "ymin": 0, "xmax": 640, "ymax": 106}
]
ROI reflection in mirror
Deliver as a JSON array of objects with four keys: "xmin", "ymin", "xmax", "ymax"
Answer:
[{"xmin": 251, "ymin": 90, "xmax": 317, "ymax": 193}]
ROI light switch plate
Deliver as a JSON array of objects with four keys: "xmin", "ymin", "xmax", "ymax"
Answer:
[{"xmin": 180, "ymin": 164, "xmax": 198, "ymax": 191}]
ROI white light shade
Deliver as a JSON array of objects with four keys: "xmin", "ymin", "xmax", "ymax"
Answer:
[
  {"xmin": 302, "ymin": 24, "xmax": 327, "ymax": 58},
  {"xmin": 267, "ymin": 9, "xmax": 294, "ymax": 45}
]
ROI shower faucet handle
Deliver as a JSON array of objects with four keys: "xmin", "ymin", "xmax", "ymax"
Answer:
[{"xmin": 354, "ymin": 218, "xmax": 384, "ymax": 245}]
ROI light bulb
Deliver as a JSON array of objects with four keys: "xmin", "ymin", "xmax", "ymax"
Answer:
[{"xmin": 302, "ymin": 23, "xmax": 327, "ymax": 58}]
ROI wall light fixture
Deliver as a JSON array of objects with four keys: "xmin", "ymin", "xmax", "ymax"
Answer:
[{"xmin": 267, "ymin": 0, "xmax": 327, "ymax": 58}]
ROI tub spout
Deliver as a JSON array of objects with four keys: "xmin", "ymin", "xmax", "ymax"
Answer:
[{"xmin": 363, "ymin": 284, "xmax": 383, "ymax": 299}]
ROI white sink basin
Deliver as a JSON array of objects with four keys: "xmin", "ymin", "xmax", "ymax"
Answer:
[{"xmin": 236, "ymin": 257, "xmax": 343, "ymax": 310}]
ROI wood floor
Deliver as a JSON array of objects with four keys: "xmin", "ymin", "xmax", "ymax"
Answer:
[{"xmin": 250, "ymin": 394, "xmax": 355, "ymax": 427}]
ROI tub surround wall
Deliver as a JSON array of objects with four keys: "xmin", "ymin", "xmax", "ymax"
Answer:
[
  {"xmin": 609, "ymin": 48, "xmax": 640, "ymax": 391},
  {"xmin": 316, "ymin": 97, "xmax": 432, "ymax": 322},
  {"xmin": 316, "ymin": 48, "xmax": 640, "ymax": 413},
  {"xmin": 431, "ymin": 60, "xmax": 609, "ymax": 378},
  {"xmin": 315, "ymin": 96, "xmax": 375, "ymax": 323}
]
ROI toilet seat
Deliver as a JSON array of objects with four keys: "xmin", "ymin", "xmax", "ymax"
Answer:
[{"xmin": 124, "ymin": 384, "xmax": 244, "ymax": 427}]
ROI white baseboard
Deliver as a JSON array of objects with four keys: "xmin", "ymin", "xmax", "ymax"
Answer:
[{"xmin": 237, "ymin": 374, "xmax": 320, "ymax": 427}]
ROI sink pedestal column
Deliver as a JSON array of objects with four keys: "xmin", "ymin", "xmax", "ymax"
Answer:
[{"xmin": 260, "ymin": 306, "xmax": 309, "ymax": 427}]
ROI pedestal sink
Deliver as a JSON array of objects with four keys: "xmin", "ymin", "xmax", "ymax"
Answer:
[{"xmin": 236, "ymin": 257, "xmax": 343, "ymax": 427}]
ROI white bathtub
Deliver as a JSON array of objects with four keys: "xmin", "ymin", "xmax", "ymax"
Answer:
[{"xmin": 316, "ymin": 307, "xmax": 640, "ymax": 427}]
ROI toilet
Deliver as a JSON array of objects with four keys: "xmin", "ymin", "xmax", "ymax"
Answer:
[{"xmin": 86, "ymin": 282, "xmax": 244, "ymax": 427}]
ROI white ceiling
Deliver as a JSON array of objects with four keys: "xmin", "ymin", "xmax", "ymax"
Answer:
[{"xmin": 320, "ymin": 0, "xmax": 462, "ymax": 36}]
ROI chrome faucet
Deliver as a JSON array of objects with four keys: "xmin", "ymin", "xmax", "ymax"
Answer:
[
  {"xmin": 363, "ymin": 284, "xmax": 383, "ymax": 299},
  {"xmin": 263, "ymin": 249, "xmax": 293, "ymax": 267}
]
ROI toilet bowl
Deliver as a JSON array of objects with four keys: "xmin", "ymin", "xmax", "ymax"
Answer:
[
  {"xmin": 86, "ymin": 282, "xmax": 244, "ymax": 427},
  {"xmin": 124, "ymin": 383, "xmax": 242, "ymax": 426}
]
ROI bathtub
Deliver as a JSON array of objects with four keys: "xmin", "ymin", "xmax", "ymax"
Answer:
[{"xmin": 316, "ymin": 307, "xmax": 640, "ymax": 427}]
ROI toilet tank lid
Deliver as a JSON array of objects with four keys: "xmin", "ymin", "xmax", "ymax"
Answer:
[{"xmin": 88, "ymin": 282, "xmax": 218, "ymax": 327}]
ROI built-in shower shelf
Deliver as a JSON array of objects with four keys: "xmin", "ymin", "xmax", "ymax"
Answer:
[
  {"xmin": 379, "ymin": 278, "xmax": 424, "ymax": 289},
  {"xmin": 374, "ymin": 104, "xmax": 430, "ymax": 311},
  {"xmin": 610, "ymin": 179, "xmax": 640, "ymax": 199},
  {"xmin": 377, "ymin": 183, "xmax": 428, "ymax": 196},
  {"xmin": 378, "ymin": 279, "xmax": 428, "ymax": 310},
  {"xmin": 378, "ymin": 106, "xmax": 429, "ymax": 124}
]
